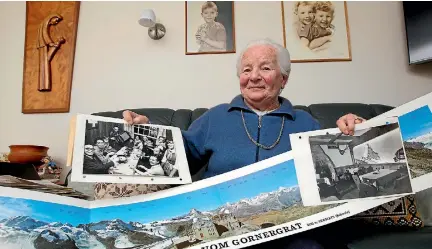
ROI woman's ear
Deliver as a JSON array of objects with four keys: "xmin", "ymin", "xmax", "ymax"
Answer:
[{"xmin": 281, "ymin": 75, "xmax": 288, "ymax": 89}]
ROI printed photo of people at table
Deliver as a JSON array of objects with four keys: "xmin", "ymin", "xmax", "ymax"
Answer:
[{"xmin": 82, "ymin": 120, "xmax": 178, "ymax": 178}]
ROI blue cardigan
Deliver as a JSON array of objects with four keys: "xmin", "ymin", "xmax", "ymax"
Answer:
[{"xmin": 182, "ymin": 95, "xmax": 321, "ymax": 179}]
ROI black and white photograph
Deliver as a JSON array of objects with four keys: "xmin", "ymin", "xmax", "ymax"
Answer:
[
  {"xmin": 185, "ymin": 1, "xmax": 236, "ymax": 55},
  {"xmin": 290, "ymin": 117, "xmax": 414, "ymax": 206},
  {"xmin": 71, "ymin": 114, "xmax": 192, "ymax": 185}
]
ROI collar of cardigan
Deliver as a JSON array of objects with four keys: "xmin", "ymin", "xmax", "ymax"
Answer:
[{"xmin": 227, "ymin": 94, "xmax": 296, "ymax": 120}]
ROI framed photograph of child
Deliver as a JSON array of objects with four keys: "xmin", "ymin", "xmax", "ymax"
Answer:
[
  {"xmin": 281, "ymin": 1, "xmax": 352, "ymax": 62},
  {"xmin": 185, "ymin": 1, "xmax": 236, "ymax": 55}
]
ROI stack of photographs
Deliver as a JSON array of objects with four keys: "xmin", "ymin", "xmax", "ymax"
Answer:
[{"xmin": 0, "ymin": 175, "xmax": 90, "ymax": 200}]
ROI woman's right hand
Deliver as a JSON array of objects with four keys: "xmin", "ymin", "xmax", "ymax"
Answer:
[{"xmin": 123, "ymin": 110, "xmax": 150, "ymax": 125}]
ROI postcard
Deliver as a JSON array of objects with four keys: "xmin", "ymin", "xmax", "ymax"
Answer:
[
  {"xmin": 70, "ymin": 114, "xmax": 192, "ymax": 185},
  {"xmin": 290, "ymin": 117, "xmax": 414, "ymax": 206}
]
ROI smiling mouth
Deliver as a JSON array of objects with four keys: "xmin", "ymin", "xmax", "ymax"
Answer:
[{"xmin": 249, "ymin": 87, "xmax": 265, "ymax": 90}]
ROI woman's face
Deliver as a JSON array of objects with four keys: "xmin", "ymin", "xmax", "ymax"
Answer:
[{"xmin": 239, "ymin": 45, "xmax": 287, "ymax": 106}]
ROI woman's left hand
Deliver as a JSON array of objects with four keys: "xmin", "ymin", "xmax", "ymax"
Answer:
[{"xmin": 336, "ymin": 113, "xmax": 366, "ymax": 135}]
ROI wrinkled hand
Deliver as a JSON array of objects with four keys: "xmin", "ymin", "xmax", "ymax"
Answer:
[
  {"xmin": 336, "ymin": 113, "xmax": 366, "ymax": 135},
  {"xmin": 123, "ymin": 110, "xmax": 149, "ymax": 125}
]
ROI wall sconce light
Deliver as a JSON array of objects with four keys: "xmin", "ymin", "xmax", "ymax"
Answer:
[{"xmin": 138, "ymin": 9, "xmax": 166, "ymax": 40}]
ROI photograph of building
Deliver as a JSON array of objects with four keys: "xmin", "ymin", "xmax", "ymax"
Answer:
[{"xmin": 309, "ymin": 121, "xmax": 413, "ymax": 202}]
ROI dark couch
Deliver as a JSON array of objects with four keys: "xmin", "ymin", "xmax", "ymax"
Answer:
[{"xmin": 93, "ymin": 102, "xmax": 432, "ymax": 249}]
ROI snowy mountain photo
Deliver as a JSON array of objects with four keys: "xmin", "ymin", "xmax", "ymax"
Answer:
[
  {"xmin": 0, "ymin": 159, "xmax": 335, "ymax": 249},
  {"xmin": 213, "ymin": 186, "xmax": 302, "ymax": 218},
  {"xmin": 0, "ymin": 185, "xmax": 331, "ymax": 249},
  {"xmin": 399, "ymin": 105, "xmax": 432, "ymax": 178}
]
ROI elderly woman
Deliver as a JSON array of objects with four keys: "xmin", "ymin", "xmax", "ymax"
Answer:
[
  {"xmin": 123, "ymin": 38, "xmax": 363, "ymax": 178},
  {"xmin": 123, "ymin": 39, "xmax": 363, "ymax": 249}
]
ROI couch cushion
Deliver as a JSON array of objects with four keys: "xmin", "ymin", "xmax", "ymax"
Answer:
[
  {"xmin": 93, "ymin": 103, "xmax": 394, "ymax": 131},
  {"xmin": 171, "ymin": 109, "xmax": 193, "ymax": 130},
  {"xmin": 127, "ymin": 108, "xmax": 176, "ymax": 126},
  {"xmin": 307, "ymin": 103, "xmax": 393, "ymax": 129},
  {"xmin": 92, "ymin": 110, "xmax": 124, "ymax": 119},
  {"xmin": 191, "ymin": 108, "xmax": 209, "ymax": 124},
  {"xmin": 369, "ymin": 104, "xmax": 394, "ymax": 116},
  {"xmin": 293, "ymin": 105, "xmax": 311, "ymax": 114},
  {"xmin": 94, "ymin": 108, "xmax": 210, "ymax": 130}
]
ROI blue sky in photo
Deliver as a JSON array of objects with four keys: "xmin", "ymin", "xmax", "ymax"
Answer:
[
  {"xmin": 398, "ymin": 105, "xmax": 432, "ymax": 140},
  {"xmin": 0, "ymin": 160, "xmax": 298, "ymax": 226},
  {"xmin": 0, "ymin": 197, "xmax": 89, "ymax": 226},
  {"xmin": 90, "ymin": 159, "xmax": 298, "ymax": 224}
]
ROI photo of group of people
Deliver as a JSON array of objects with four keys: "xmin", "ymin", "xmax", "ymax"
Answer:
[{"xmin": 82, "ymin": 120, "xmax": 178, "ymax": 178}]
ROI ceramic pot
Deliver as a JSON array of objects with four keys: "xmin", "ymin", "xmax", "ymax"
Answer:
[{"xmin": 8, "ymin": 145, "xmax": 49, "ymax": 164}]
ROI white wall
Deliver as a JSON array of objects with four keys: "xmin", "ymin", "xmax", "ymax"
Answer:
[{"xmin": 1, "ymin": 1, "xmax": 432, "ymax": 166}]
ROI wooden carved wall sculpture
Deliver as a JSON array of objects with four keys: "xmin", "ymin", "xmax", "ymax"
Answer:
[
  {"xmin": 37, "ymin": 14, "xmax": 66, "ymax": 92},
  {"xmin": 22, "ymin": 1, "xmax": 80, "ymax": 114}
]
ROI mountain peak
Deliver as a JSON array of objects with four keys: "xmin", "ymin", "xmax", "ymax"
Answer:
[
  {"xmin": 3, "ymin": 215, "xmax": 47, "ymax": 230},
  {"xmin": 189, "ymin": 208, "xmax": 200, "ymax": 215}
]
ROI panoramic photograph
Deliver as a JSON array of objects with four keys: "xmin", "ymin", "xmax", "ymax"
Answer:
[{"xmin": 0, "ymin": 160, "xmax": 335, "ymax": 249}]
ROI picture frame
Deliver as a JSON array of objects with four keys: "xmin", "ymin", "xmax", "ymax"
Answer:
[
  {"xmin": 281, "ymin": 1, "xmax": 352, "ymax": 63},
  {"xmin": 185, "ymin": 1, "xmax": 236, "ymax": 55}
]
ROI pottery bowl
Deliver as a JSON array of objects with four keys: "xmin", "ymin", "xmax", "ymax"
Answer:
[{"xmin": 8, "ymin": 145, "xmax": 49, "ymax": 164}]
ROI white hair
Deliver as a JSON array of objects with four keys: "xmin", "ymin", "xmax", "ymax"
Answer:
[{"xmin": 236, "ymin": 38, "xmax": 291, "ymax": 78}]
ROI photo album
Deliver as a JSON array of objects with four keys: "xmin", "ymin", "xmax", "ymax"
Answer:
[{"xmin": 1, "ymin": 92, "xmax": 432, "ymax": 249}]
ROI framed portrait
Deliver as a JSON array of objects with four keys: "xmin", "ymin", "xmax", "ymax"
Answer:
[
  {"xmin": 281, "ymin": 1, "xmax": 352, "ymax": 62},
  {"xmin": 185, "ymin": 1, "xmax": 236, "ymax": 55}
]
